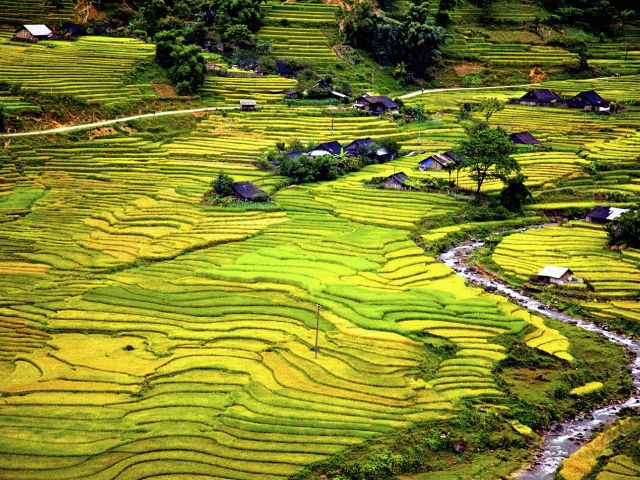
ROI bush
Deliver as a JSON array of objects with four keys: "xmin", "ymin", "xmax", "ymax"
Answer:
[{"xmin": 211, "ymin": 172, "xmax": 234, "ymax": 196}]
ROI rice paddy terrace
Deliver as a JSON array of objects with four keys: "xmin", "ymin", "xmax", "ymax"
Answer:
[
  {"xmin": 7, "ymin": 77, "xmax": 635, "ymax": 477},
  {"xmin": 0, "ymin": 3, "xmax": 639, "ymax": 476}
]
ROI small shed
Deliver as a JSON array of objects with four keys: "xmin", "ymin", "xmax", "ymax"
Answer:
[
  {"xmin": 232, "ymin": 181, "xmax": 267, "ymax": 201},
  {"xmin": 585, "ymin": 206, "xmax": 629, "ymax": 224},
  {"xmin": 509, "ymin": 131, "xmax": 541, "ymax": 145},
  {"xmin": 307, "ymin": 141, "xmax": 342, "ymax": 157},
  {"xmin": 515, "ymin": 89, "xmax": 564, "ymax": 106},
  {"xmin": 536, "ymin": 266, "xmax": 575, "ymax": 285},
  {"xmin": 382, "ymin": 172, "xmax": 410, "ymax": 190},
  {"xmin": 14, "ymin": 25, "xmax": 52, "ymax": 42},
  {"xmin": 354, "ymin": 95, "xmax": 399, "ymax": 115},
  {"xmin": 239, "ymin": 99, "xmax": 257, "ymax": 111},
  {"xmin": 566, "ymin": 90, "xmax": 609, "ymax": 110},
  {"xmin": 283, "ymin": 89, "xmax": 298, "ymax": 99},
  {"xmin": 312, "ymin": 80, "xmax": 349, "ymax": 101},
  {"xmin": 419, "ymin": 150, "xmax": 464, "ymax": 171}
]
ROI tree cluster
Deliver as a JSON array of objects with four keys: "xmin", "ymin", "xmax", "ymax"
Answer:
[
  {"xmin": 607, "ymin": 207, "xmax": 640, "ymax": 248},
  {"xmin": 339, "ymin": 0, "xmax": 444, "ymax": 81},
  {"xmin": 543, "ymin": 0, "xmax": 637, "ymax": 34},
  {"xmin": 130, "ymin": 0, "xmax": 265, "ymax": 94}
]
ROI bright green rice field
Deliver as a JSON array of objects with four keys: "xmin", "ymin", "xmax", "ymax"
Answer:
[{"xmin": 0, "ymin": 7, "xmax": 639, "ymax": 476}]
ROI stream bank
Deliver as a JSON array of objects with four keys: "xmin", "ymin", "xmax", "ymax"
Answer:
[{"xmin": 438, "ymin": 240, "xmax": 640, "ymax": 480}]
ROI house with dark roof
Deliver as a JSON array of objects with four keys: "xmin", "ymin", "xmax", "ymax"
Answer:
[
  {"xmin": 513, "ymin": 89, "xmax": 564, "ymax": 106},
  {"xmin": 232, "ymin": 182, "xmax": 268, "ymax": 201},
  {"xmin": 275, "ymin": 60, "xmax": 298, "ymax": 79},
  {"xmin": 382, "ymin": 172, "xmax": 410, "ymax": 190},
  {"xmin": 585, "ymin": 206, "xmax": 629, "ymax": 224},
  {"xmin": 354, "ymin": 95, "xmax": 399, "ymax": 115},
  {"xmin": 14, "ymin": 25, "xmax": 53, "ymax": 42},
  {"xmin": 344, "ymin": 138, "xmax": 373, "ymax": 157},
  {"xmin": 509, "ymin": 131, "xmax": 541, "ymax": 145},
  {"xmin": 310, "ymin": 80, "xmax": 349, "ymax": 102},
  {"xmin": 419, "ymin": 150, "xmax": 464, "ymax": 171},
  {"xmin": 307, "ymin": 141, "xmax": 342, "ymax": 157},
  {"xmin": 566, "ymin": 90, "xmax": 609, "ymax": 110}
]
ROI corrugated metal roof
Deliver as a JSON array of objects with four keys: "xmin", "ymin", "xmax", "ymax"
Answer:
[
  {"xmin": 607, "ymin": 207, "xmax": 629, "ymax": 220},
  {"xmin": 22, "ymin": 25, "xmax": 52, "ymax": 37},
  {"xmin": 239, "ymin": 100, "xmax": 256, "ymax": 106},
  {"xmin": 537, "ymin": 266, "xmax": 572, "ymax": 279}
]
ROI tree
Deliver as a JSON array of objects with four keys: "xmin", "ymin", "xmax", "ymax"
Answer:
[
  {"xmin": 0, "ymin": 104, "xmax": 10, "ymax": 133},
  {"xmin": 169, "ymin": 44, "xmax": 206, "ymax": 95},
  {"xmin": 459, "ymin": 128, "xmax": 518, "ymax": 196},
  {"xmin": 400, "ymin": 1, "xmax": 445, "ymax": 80},
  {"xmin": 154, "ymin": 30, "xmax": 179, "ymax": 68},
  {"xmin": 499, "ymin": 174, "xmax": 532, "ymax": 211},
  {"xmin": 212, "ymin": 172, "xmax": 235, "ymax": 196},
  {"xmin": 478, "ymin": 98, "xmax": 504, "ymax": 123},
  {"xmin": 607, "ymin": 208, "xmax": 640, "ymax": 247},
  {"xmin": 44, "ymin": 0, "xmax": 64, "ymax": 11}
]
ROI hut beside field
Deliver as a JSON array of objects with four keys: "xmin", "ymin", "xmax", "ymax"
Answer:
[
  {"xmin": 509, "ymin": 131, "xmax": 541, "ymax": 145},
  {"xmin": 239, "ymin": 99, "xmax": 257, "ymax": 111},
  {"xmin": 382, "ymin": 172, "xmax": 410, "ymax": 190},
  {"xmin": 566, "ymin": 90, "xmax": 609, "ymax": 110},
  {"xmin": 232, "ymin": 181, "xmax": 267, "ymax": 201},
  {"xmin": 535, "ymin": 266, "xmax": 575, "ymax": 285},
  {"xmin": 419, "ymin": 150, "xmax": 464, "ymax": 171},
  {"xmin": 511, "ymin": 89, "xmax": 564, "ymax": 106},
  {"xmin": 354, "ymin": 94, "xmax": 399, "ymax": 115},
  {"xmin": 585, "ymin": 206, "xmax": 629, "ymax": 224},
  {"xmin": 306, "ymin": 141, "xmax": 342, "ymax": 157},
  {"xmin": 14, "ymin": 25, "xmax": 52, "ymax": 42}
]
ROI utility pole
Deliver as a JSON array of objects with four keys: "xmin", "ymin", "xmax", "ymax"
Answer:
[
  {"xmin": 314, "ymin": 303, "xmax": 321, "ymax": 358},
  {"xmin": 418, "ymin": 127, "xmax": 421, "ymax": 145}
]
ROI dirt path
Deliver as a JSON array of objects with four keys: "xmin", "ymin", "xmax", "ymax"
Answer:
[{"xmin": 0, "ymin": 106, "xmax": 239, "ymax": 138}]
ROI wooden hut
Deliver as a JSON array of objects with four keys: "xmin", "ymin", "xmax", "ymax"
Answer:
[
  {"xmin": 512, "ymin": 89, "xmax": 564, "ymax": 106},
  {"xmin": 566, "ymin": 90, "xmax": 609, "ymax": 110},
  {"xmin": 585, "ymin": 206, "xmax": 629, "ymax": 224},
  {"xmin": 239, "ymin": 100, "xmax": 257, "ymax": 111},
  {"xmin": 232, "ymin": 182, "xmax": 267, "ymax": 201},
  {"xmin": 509, "ymin": 131, "xmax": 541, "ymax": 145},
  {"xmin": 382, "ymin": 172, "xmax": 410, "ymax": 190},
  {"xmin": 418, "ymin": 150, "xmax": 464, "ymax": 171},
  {"xmin": 14, "ymin": 25, "xmax": 52, "ymax": 42},
  {"xmin": 354, "ymin": 95, "xmax": 399, "ymax": 115},
  {"xmin": 535, "ymin": 266, "xmax": 575, "ymax": 285}
]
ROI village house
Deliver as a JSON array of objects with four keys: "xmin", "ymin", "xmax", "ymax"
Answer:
[
  {"xmin": 239, "ymin": 99, "xmax": 257, "ymax": 111},
  {"xmin": 535, "ymin": 266, "xmax": 576, "ymax": 285},
  {"xmin": 344, "ymin": 138, "xmax": 373, "ymax": 157},
  {"xmin": 306, "ymin": 141, "xmax": 342, "ymax": 157},
  {"xmin": 418, "ymin": 150, "xmax": 464, "ymax": 171},
  {"xmin": 283, "ymin": 89, "xmax": 298, "ymax": 100},
  {"xmin": 509, "ymin": 131, "xmax": 541, "ymax": 145},
  {"xmin": 232, "ymin": 181, "xmax": 267, "ymax": 202},
  {"xmin": 14, "ymin": 24, "xmax": 53, "ymax": 42},
  {"xmin": 382, "ymin": 172, "xmax": 410, "ymax": 190},
  {"xmin": 275, "ymin": 60, "xmax": 298, "ymax": 79},
  {"xmin": 309, "ymin": 80, "xmax": 349, "ymax": 102},
  {"xmin": 512, "ymin": 89, "xmax": 564, "ymax": 106},
  {"xmin": 354, "ymin": 94, "xmax": 399, "ymax": 115},
  {"xmin": 566, "ymin": 90, "xmax": 609, "ymax": 110},
  {"xmin": 585, "ymin": 205, "xmax": 629, "ymax": 224}
]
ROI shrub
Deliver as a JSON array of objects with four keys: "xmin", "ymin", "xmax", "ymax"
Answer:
[{"xmin": 211, "ymin": 172, "xmax": 234, "ymax": 196}]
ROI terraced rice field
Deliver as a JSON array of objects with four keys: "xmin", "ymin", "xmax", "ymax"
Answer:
[
  {"xmin": 492, "ymin": 222, "xmax": 640, "ymax": 326},
  {"xmin": 0, "ymin": 99, "xmax": 579, "ymax": 477},
  {"xmin": 260, "ymin": 1, "xmax": 340, "ymax": 74},
  {"xmin": 0, "ymin": 0, "xmax": 74, "ymax": 24},
  {"xmin": 0, "ymin": 35, "xmax": 156, "ymax": 108},
  {"xmin": 202, "ymin": 75, "xmax": 298, "ymax": 104}
]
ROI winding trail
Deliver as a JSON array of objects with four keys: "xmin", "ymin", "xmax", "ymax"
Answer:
[
  {"xmin": 0, "ymin": 106, "xmax": 239, "ymax": 138},
  {"xmin": 439, "ymin": 238, "xmax": 640, "ymax": 480}
]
